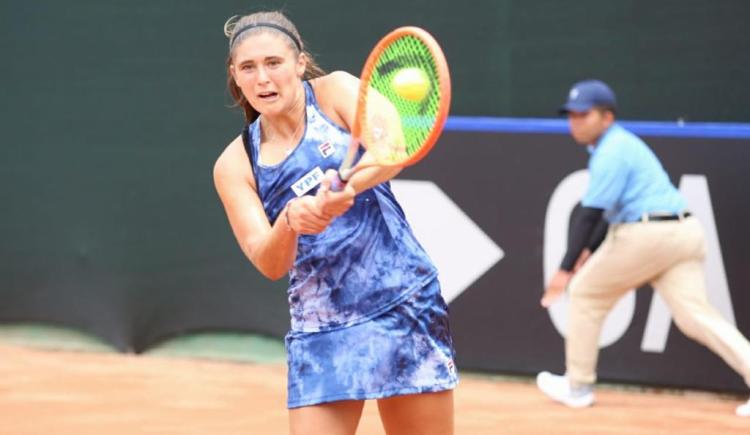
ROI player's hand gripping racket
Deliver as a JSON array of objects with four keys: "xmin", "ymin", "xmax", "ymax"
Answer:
[{"xmin": 331, "ymin": 26, "xmax": 451, "ymax": 190}]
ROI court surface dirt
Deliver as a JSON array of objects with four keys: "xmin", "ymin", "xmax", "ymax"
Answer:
[{"xmin": 0, "ymin": 345, "xmax": 747, "ymax": 434}]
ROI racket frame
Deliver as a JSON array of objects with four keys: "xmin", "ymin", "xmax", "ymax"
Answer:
[{"xmin": 338, "ymin": 26, "xmax": 451, "ymax": 182}]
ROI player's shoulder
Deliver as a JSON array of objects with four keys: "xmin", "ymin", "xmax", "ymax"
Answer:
[
  {"xmin": 313, "ymin": 70, "xmax": 358, "ymax": 86},
  {"xmin": 216, "ymin": 133, "xmax": 243, "ymax": 162},
  {"xmin": 309, "ymin": 72, "xmax": 359, "ymax": 129},
  {"xmin": 310, "ymin": 71, "xmax": 359, "ymax": 100},
  {"xmin": 213, "ymin": 134, "xmax": 249, "ymax": 183}
]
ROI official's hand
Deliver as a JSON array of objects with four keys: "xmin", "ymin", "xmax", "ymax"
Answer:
[
  {"xmin": 316, "ymin": 169, "xmax": 356, "ymax": 218},
  {"xmin": 573, "ymin": 248, "xmax": 592, "ymax": 273},
  {"xmin": 541, "ymin": 269, "xmax": 572, "ymax": 308}
]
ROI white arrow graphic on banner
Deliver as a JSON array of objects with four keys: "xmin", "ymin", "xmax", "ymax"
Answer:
[{"xmin": 390, "ymin": 179, "xmax": 504, "ymax": 303}]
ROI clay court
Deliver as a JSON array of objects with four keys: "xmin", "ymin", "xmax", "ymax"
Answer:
[{"xmin": 1, "ymin": 345, "xmax": 747, "ymax": 434}]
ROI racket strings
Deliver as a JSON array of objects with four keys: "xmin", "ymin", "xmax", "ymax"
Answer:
[{"xmin": 365, "ymin": 35, "xmax": 443, "ymax": 163}]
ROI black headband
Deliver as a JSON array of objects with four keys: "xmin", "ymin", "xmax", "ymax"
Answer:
[{"xmin": 230, "ymin": 22, "xmax": 302, "ymax": 51}]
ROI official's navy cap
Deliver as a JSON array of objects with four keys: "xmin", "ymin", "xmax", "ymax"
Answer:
[{"xmin": 559, "ymin": 79, "xmax": 617, "ymax": 114}]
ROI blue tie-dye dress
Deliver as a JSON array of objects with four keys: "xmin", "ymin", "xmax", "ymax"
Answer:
[{"xmin": 243, "ymin": 81, "xmax": 458, "ymax": 408}]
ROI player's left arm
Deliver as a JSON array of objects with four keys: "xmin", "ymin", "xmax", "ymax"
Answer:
[
  {"xmin": 312, "ymin": 71, "xmax": 401, "ymax": 216},
  {"xmin": 316, "ymin": 71, "xmax": 402, "ymax": 195}
]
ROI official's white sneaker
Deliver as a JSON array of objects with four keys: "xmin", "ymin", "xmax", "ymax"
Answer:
[
  {"xmin": 736, "ymin": 398, "xmax": 750, "ymax": 417},
  {"xmin": 536, "ymin": 371, "xmax": 595, "ymax": 408}
]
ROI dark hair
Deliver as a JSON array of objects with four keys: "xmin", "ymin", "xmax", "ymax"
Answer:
[{"xmin": 224, "ymin": 11, "xmax": 326, "ymax": 123}]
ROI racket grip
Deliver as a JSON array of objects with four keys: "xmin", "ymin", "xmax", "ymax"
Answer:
[{"xmin": 330, "ymin": 171, "xmax": 347, "ymax": 192}]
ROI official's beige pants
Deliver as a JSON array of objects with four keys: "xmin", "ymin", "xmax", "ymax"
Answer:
[{"xmin": 566, "ymin": 216, "xmax": 750, "ymax": 387}]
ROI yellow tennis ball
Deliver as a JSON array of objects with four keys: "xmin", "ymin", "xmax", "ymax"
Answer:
[{"xmin": 392, "ymin": 67, "xmax": 430, "ymax": 102}]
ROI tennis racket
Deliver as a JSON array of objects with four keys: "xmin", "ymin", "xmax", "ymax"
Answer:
[{"xmin": 332, "ymin": 26, "xmax": 451, "ymax": 190}]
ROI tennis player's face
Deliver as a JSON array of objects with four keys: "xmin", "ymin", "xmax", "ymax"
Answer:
[
  {"xmin": 231, "ymin": 33, "xmax": 305, "ymax": 115},
  {"xmin": 567, "ymin": 109, "xmax": 613, "ymax": 145}
]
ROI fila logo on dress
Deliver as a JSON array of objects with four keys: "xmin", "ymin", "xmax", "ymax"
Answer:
[{"xmin": 318, "ymin": 142, "xmax": 335, "ymax": 158}]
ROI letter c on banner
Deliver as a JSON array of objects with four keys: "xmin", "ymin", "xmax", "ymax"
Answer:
[{"xmin": 543, "ymin": 170, "xmax": 636, "ymax": 348}]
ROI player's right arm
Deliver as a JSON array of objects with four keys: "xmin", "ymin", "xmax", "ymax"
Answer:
[{"xmin": 213, "ymin": 136, "xmax": 330, "ymax": 280}]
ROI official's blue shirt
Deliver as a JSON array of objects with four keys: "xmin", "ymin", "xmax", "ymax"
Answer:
[
  {"xmin": 244, "ymin": 82, "xmax": 437, "ymax": 332},
  {"xmin": 582, "ymin": 123, "xmax": 687, "ymax": 223}
]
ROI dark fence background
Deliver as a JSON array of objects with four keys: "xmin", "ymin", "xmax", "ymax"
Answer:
[{"xmin": 2, "ymin": 0, "xmax": 749, "ymax": 391}]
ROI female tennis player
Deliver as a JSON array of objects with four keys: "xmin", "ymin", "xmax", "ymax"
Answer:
[{"xmin": 213, "ymin": 11, "xmax": 457, "ymax": 435}]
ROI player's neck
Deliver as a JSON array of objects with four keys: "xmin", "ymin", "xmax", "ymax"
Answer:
[{"xmin": 261, "ymin": 86, "xmax": 306, "ymax": 144}]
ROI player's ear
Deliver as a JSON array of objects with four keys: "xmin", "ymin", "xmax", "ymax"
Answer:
[
  {"xmin": 229, "ymin": 63, "xmax": 238, "ymax": 83},
  {"xmin": 296, "ymin": 52, "xmax": 307, "ymax": 78}
]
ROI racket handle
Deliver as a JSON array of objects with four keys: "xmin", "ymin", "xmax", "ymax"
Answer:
[{"xmin": 330, "ymin": 171, "xmax": 348, "ymax": 192}]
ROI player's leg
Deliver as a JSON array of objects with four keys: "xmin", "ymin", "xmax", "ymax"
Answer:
[
  {"xmin": 377, "ymin": 390, "xmax": 453, "ymax": 435},
  {"xmin": 289, "ymin": 399, "xmax": 365, "ymax": 435}
]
